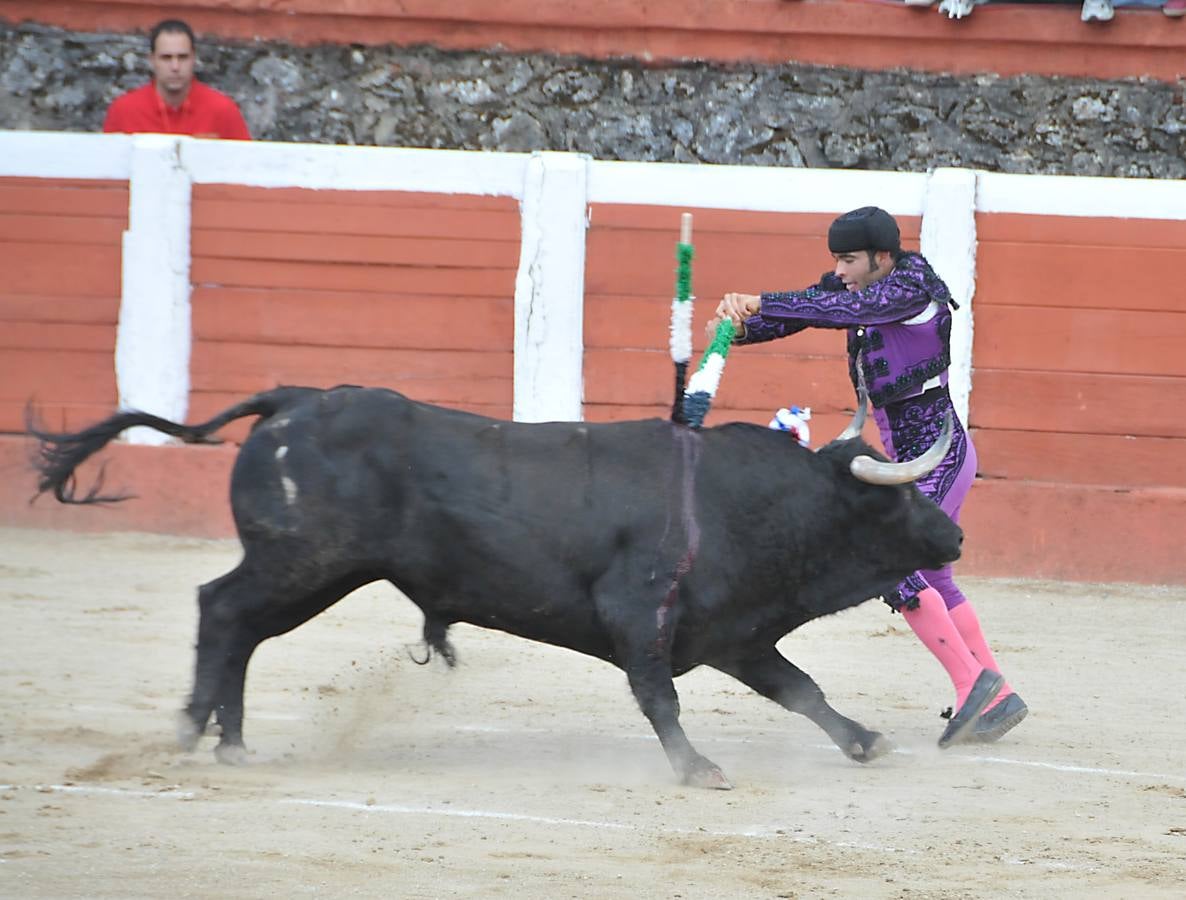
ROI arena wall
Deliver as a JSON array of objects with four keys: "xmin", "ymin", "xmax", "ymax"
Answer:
[
  {"xmin": 1, "ymin": 131, "xmax": 1183, "ymax": 585},
  {"xmin": 0, "ymin": 176, "xmax": 124, "ymax": 432},
  {"xmin": 1, "ymin": 0, "xmax": 1184, "ymax": 82}
]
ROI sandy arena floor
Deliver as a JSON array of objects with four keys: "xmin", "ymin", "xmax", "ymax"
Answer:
[{"xmin": 1, "ymin": 527, "xmax": 1184, "ymax": 899}]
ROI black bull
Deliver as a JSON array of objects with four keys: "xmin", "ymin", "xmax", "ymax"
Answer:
[{"xmin": 30, "ymin": 385, "xmax": 962, "ymax": 789}]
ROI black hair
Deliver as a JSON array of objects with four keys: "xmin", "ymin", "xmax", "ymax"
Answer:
[
  {"xmin": 867, "ymin": 248, "xmax": 908, "ymax": 265},
  {"xmin": 149, "ymin": 19, "xmax": 195, "ymax": 53}
]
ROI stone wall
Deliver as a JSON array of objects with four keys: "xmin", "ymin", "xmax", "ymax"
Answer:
[{"xmin": 2, "ymin": 21, "xmax": 1183, "ymax": 178}]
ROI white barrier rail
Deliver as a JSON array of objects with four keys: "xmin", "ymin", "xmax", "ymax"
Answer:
[{"xmin": 4, "ymin": 130, "xmax": 1186, "ymax": 438}]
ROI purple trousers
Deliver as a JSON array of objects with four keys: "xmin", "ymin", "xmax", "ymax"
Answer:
[{"xmin": 874, "ymin": 387, "xmax": 977, "ymax": 612}]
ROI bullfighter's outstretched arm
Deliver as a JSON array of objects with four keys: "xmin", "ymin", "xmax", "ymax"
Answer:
[{"xmin": 739, "ymin": 255, "xmax": 938, "ymax": 344}]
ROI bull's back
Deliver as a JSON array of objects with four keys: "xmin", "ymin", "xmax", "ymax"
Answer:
[{"xmin": 225, "ymin": 389, "xmax": 689, "ymax": 650}]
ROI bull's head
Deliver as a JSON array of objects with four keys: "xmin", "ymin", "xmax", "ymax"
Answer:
[{"xmin": 832, "ymin": 384, "xmax": 953, "ymax": 487}]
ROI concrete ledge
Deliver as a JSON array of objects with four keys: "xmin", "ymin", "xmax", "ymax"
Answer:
[
  {"xmin": 959, "ymin": 478, "xmax": 1185, "ymax": 585},
  {"xmin": 4, "ymin": 435, "xmax": 1181, "ymax": 585},
  {"xmin": 1, "ymin": 435, "xmax": 236, "ymax": 538}
]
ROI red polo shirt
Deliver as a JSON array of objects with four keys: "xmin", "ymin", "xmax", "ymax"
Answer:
[{"xmin": 103, "ymin": 80, "xmax": 251, "ymax": 140}]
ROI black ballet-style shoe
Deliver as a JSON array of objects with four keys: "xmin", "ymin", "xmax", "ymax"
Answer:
[
  {"xmin": 938, "ymin": 669, "xmax": 1004, "ymax": 749},
  {"xmin": 973, "ymin": 693, "xmax": 1028, "ymax": 743}
]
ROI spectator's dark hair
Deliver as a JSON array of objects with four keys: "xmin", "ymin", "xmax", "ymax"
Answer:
[{"xmin": 149, "ymin": 19, "xmax": 195, "ymax": 53}]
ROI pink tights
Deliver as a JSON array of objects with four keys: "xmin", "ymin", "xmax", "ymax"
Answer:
[{"xmin": 901, "ymin": 588, "xmax": 1012, "ymax": 711}]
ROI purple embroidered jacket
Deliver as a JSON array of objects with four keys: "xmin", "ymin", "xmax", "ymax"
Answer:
[
  {"xmin": 737, "ymin": 252, "xmax": 955, "ymax": 410},
  {"xmin": 737, "ymin": 252, "xmax": 970, "ymax": 608}
]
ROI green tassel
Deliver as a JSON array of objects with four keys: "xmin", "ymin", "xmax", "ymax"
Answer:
[
  {"xmin": 698, "ymin": 318, "xmax": 735, "ymax": 369},
  {"xmin": 675, "ymin": 243, "xmax": 694, "ymax": 303}
]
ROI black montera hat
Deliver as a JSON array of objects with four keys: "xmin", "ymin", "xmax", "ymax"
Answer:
[{"xmin": 827, "ymin": 207, "xmax": 901, "ymax": 254}]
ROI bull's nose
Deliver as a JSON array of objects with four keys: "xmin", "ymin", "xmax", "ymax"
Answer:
[{"xmin": 941, "ymin": 526, "xmax": 964, "ymax": 563}]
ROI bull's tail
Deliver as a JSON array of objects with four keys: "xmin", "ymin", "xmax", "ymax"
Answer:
[{"xmin": 28, "ymin": 386, "xmax": 318, "ymax": 505}]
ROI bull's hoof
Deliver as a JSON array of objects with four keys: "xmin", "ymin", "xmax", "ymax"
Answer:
[
  {"xmin": 681, "ymin": 763, "xmax": 733, "ymax": 790},
  {"xmin": 177, "ymin": 713, "xmax": 202, "ymax": 752},
  {"xmin": 844, "ymin": 731, "xmax": 893, "ymax": 763},
  {"xmin": 214, "ymin": 742, "xmax": 249, "ymax": 766}
]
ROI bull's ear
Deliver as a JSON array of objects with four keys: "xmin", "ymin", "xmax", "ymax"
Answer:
[
  {"xmin": 833, "ymin": 385, "xmax": 868, "ymax": 443},
  {"xmin": 850, "ymin": 411, "xmax": 953, "ymax": 485}
]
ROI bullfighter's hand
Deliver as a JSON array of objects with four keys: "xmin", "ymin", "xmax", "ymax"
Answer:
[
  {"xmin": 707, "ymin": 293, "xmax": 761, "ymax": 338},
  {"xmin": 719, "ymin": 293, "xmax": 761, "ymax": 323}
]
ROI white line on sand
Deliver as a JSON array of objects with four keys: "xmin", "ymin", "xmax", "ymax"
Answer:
[
  {"xmin": 0, "ymin": 783, "xmax": 1102, "ymax": 869},
  {"xmin": 284, "ymin": 797, "xmax": 917, "ymax": 854},
  {"xmin": 0, "ymin": 782, "xmax": 910, "ymax": 851},
  {"xmin": 0, "ymin": 783, "xmax": 195, "ymax": 799},
  {"xmin": 453, "ymin": 725, "xmax": 1186, "ymax": 784}
]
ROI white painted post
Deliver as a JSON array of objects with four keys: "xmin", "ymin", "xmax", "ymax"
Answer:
[
  {"xmin": 116, "ymin": 135, "xmax": 194, "ymax": 444},
  {"xmin": 513, "ymin": 152, "xmax": 589, "ymax": 422},
  {"xmin": 920, "ymin": 167, "xmax": 978, "ymax": 428}
]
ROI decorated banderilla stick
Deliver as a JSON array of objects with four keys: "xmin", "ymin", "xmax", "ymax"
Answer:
[
  {"xmin": 677, "ymin": 214, "xmax": 735, "ymax": 430},
  {"xmin": 668, "ymin": 213, "xmax": 695, "ymax": 425},
  {"xmin": 682, "ymin": 318, "xmax": 735, "ymax": 430}
]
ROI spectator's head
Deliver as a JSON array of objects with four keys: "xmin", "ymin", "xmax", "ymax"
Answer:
[
  {"xmin": 148, "ymin": 19, "xmax": 197, "ymax": 106},
  {"xmin": 827, "ymin": 207, "xmax": 902, "ymax": 292}
]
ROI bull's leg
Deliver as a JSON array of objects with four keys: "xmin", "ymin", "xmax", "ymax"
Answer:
[
  {"xmin": 713, "ymin": 649, "xmax": 891, "ymax": 763},
  {"xmin": 621, "ymin": 655, "xmax": 732, "ymax": 790},
  {"xmin": 595, "ymin": 549, "xmax": 729, "ymax": 788},
  {"xmin": 179, "ymin": 572, "xmax": 239, "ymax": 752},
  {"xmin": 179, "ymin": 569, "xmax": 262, "ymax": 761},
  {"xmin": 180, "ymin": 562, "xmax": 374, "ymax": 764},
  {"xmin": 207, "ymin": 633, "xmax": 260, "ymax": 766}
]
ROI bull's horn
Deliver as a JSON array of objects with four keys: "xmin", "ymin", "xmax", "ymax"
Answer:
[
  {"xmin": 850, "ymin": 411, "xmax": 954, "ymax": 485},
  {"xmin": 834, "ymin": 384, "xmax": 869, "ymax": 442}
]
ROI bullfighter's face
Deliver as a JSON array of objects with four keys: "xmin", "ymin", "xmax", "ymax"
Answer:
[
  {"xmin": 832, "ymin": 249, "xmax": 895, "ymax": 292},
  {"xmin": 150, "ymin": 31, "xmax": 196, "ymax": 107}
]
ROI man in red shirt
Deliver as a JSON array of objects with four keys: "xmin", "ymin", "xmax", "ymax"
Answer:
[{"xmin": 103, "ymin": 19, "xmax": 251, "ymax": 140}]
